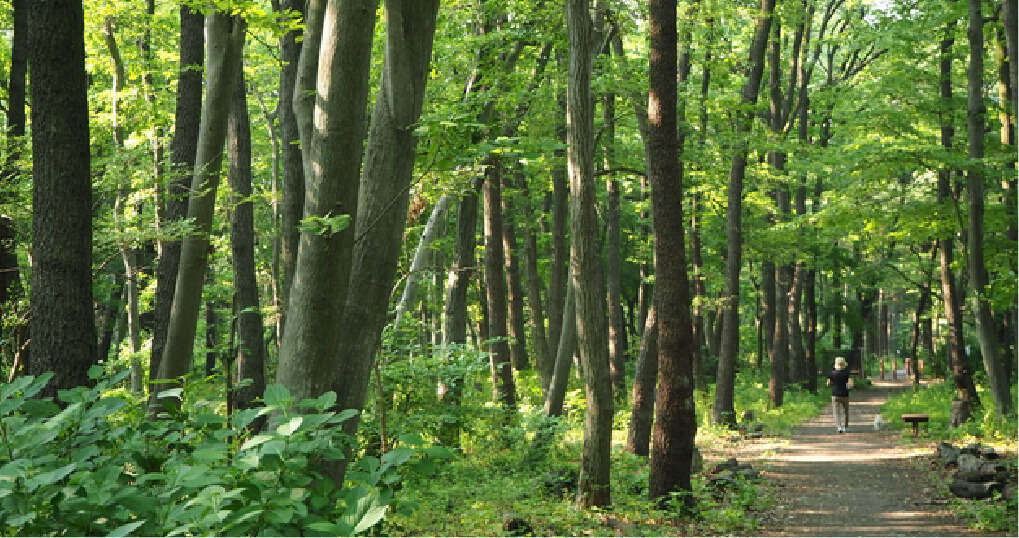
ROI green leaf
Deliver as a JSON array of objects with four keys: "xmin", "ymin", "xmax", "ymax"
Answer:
[
  {"xmin": 25, "ymin": 463, "xmax": 76, "ymax": 491},
  {"xmin": 263, "ymin": 384, "xmax": 290, "ymax": 407},
  {"xmin": 156, "ymin": 388, "xmax": 183, "ymax": 401},
  {"xmin": 107, "ymin": 520, "xmax": 147, "ymax": 537},
  {"xmin": 7, "ymin": 511, "xmax": 37, "ymax": 527},
  {"xmin": 381, "ymin": 448, "xmax": 413, "ymax": 468},
  {"xmin": 277, "ymin": 416, "xmax": 303, "ymax": 437},
  {"xmin": 192, "ymin": 444, "xmax": 228, "ymax": 463},
  {"xmin": 240, "ymin": 434, "xmax": 274, "ymax": 452},
  {"xmin": 0, "ymin": 375, "xmax": 35, "ymax": 400},
  {"xmin": 353, "ymin": 505, "xmax": 387, "ymax": 535},
  {"xmin": 307, "ymin": 521, "xmax": 346, "ymax": 535}
]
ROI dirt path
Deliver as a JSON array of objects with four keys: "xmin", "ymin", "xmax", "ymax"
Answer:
[{"xmin": 748, "ymin": 373, "xmax": 995, "ymax": 537}]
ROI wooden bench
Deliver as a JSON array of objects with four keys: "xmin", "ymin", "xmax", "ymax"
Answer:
[{"xmin": 901, "ymin": 414, "xmax": 929, "ymax": 436}]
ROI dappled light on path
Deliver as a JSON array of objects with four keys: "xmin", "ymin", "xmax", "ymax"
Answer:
[{"xmin": 755, "ymin": 372, "xmax": 990, "ymax": 537}]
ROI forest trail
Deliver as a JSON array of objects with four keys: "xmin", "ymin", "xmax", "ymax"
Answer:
[{"xmin": 750, "ymin": 372, "xmax": 996, "ymax": 537}]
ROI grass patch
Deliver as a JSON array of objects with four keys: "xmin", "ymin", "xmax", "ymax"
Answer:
[
  {"xmin": 881, "ymin": 378, "xmax": 1018, "ymax": 534},
  {"xmin": 388, "ymin": 370, "xmax": 824, "ymax": 536}
]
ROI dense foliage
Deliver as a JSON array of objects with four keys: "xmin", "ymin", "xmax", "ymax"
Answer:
[{"xmin": 0, "ymin": 0, "xmax": 1015, "ymax": 533}]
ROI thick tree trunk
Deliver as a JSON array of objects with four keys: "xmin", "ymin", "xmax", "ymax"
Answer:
[
  {"xmin": 27, "ymin": 0, "xmax": 96, "ymax": 394},
  {"xmin": 155, "ymin": 13, "xmax": 245, "ymax": 403},
  {"xmin": 327, "ymin": 0, "xmax": 440, "ymax": 487},
  {"xmin": 648, "ymin": 0, "xmax": 698, "ymax": 508},
  {"xmin": 715, "ymin": 0, "xmax": 775, "ymax": 424},
  {"xmin": 966, "ymin": 0, "xmax": 1010, "ymax": 416},
  {"xmin": 150, "ymin": 5, "xmax": 204, "ymax": 387},
  {"xmin": 566, "ymin": 0, "xmax": 613, "ymax": 508},
  {"xmin": 276, "ymin": 0, "xmax": 378, "ymax": 403},
  {"xmin": 227, "ymin": 66, "xmax": 267, "ymax": 416}
]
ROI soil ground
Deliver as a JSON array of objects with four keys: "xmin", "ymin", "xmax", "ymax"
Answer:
[{"xmin": 724, "ymin": 372, "xmax": 1006, "ymax": 537}]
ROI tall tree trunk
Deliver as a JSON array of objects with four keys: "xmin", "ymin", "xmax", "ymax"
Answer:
[
  {"xmin": 439, "ymin": 182, "xmax": 481, "ymax": 448},
  {"xmin": 328, "ymin": 0, "xmax": 441, "ymax": 486},
  {"xmin": 966, "ymin": 0, "xmax": 1010, "ymax": 415},
  {"xmin": 566, "ymin": 0, "xmax": 613, "ymax": 509},
  {"xmin": 26, "ymin": 0, "xmax": 96, "ymax": 394},
  {"xmin": 603, "ymin": 92, "xmax": 627, "ymax": 401},
  {"xmin": 937, "ymin": 12, "xmax": 980, "ymax": 413},
  {"xmin": 626, "ymin": 302, "xmax": 656, "ymax": 456},
  {"xmin": 547, "ymin": 105, "xmax": 570, "ymax": 360},
  {"xmin": 715, "ymin": 0, "xmax": 776, "ymax": 424},
  {"xmin": 276, "ymin": 0, "xmax": 378, "ymax": 403},
  {"xmin": 517, "ymin": 173, "xmax": 552, "ymax": 389},
  {"xmin": 648, "ymin": 0, "xmax": 698, "ymax": 508},
  {"xmin": 155, "ymin": 13, "xmax": 245, "ymax": 404},
  {"xmin": 542, "ymin": 281, "xmax": 577, "ymax": 418},
  {"xmin": 150, "ymin": 5, "xmax": 204, "ymax": 387},
  {"xmin": 483, "ymin": 162, "xmax": 517, "ymax": 407},
  {"xmin": 227, "ymin": 65, "xmax": 267, "ymax": 416},
  {"xmin": 395, "ymin": 196, "xmax": 453, "ymax": 328},
  {"xmin": 102, "ymin": 19, "xmax": 143, "ymax": 393},
  {"xmin": 1004, "ymin": 0, "xmax": 1018, "ymax": 112},
  {"xmin": 501, "ymin": 183, "xmax": 530, "ymax": 371},
  {"xmin": 276, "ymin": 0, "xmax": 305, "ymax": 316}
]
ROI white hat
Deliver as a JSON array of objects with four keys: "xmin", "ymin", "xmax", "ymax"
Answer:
[{"xmin": 834, "ymin": 357, "xmax": 848, "ymax": 370}]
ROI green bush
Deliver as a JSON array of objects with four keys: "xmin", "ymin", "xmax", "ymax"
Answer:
[{"xmin": 0, "ymin": 368, "xmax": 447, "ymax": 537}]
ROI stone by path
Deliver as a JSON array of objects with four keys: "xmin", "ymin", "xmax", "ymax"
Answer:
[{"xmin": 749, "ymin": 373, "xmax": 1000, "ymax": 537}]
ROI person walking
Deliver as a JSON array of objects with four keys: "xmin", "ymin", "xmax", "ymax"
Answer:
[{"xmin": 827, "ymin": 357, "xmax": 852, "ymax": 433}]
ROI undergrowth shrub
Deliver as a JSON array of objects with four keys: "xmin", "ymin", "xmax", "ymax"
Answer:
[
  {"xmin": 0, "ymin": 368, "xmax": 447, "ymax": 537},
  {"xmin": 880, "ymin": 379, "xmax": 1018, "ymax": 441}
]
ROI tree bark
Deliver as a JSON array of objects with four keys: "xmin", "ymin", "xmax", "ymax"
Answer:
[
  {"xmin": 439, "ymin": 181, "xmax": 481, "ymax": 448},
  {"xmin": 227, "ymin": 65, "xmax": 267, "ymax": 416},
  {"xmin": 395, "ymin": 195, "xmax": 453, "ymax": 328},
  {"xmin": 937, "ymin": 13, "xmax": 980, "ymax": 415},
  {"xmin": 276, "ymin": 0, "xmax": 305, "ymax": 315},
  {"xmin": 648, "ymin": 0, "xmax": 698, "ymax": 507},
  {"xmin": 500, "ymin": 182, "xmax": 530, "ymax": 371},
  {"xmin": 542, "ymin": 281, "xmax": 577, "ymax": 418},
  {"xmin": 155, "ymin": 12, "xmax": 245, "ymax": 403},
  {"xmin": 517, "ymin": 173, "xmax": 552, "ymax": 389},
  {"xmin": 566, "ymin": 0, "xmax": 613, "ymax": 508},
  {"xmin": 26, "ymin": 0, "xmax": 96, "ymax": 394},
  {"xmin": 328, "ymin": 0, "xmax": 441, "ymax": 485},
  {"xmin": 966, "ymin": 0, "xmax": 1010, "ymax": 416},
  {"xmin": 276, "ymin": 0, "xmax": 378, "ymax": 403},
  {"xmin": 603, "ymin": 92, "xmax": 627, "ymax": 401},
  {"xmin": 150, "ymin": 5, "xmax": 204, "ymax": 387},
  {"xmin": 483, "ymin": 162, "xmax": 517, "ymax": 407},
  {"xmin": 626, "ymin": 302, "xmax": 656, "ymax": 456},
  {"xmin": 714, "ymin": 0, "xmax": 776, "ymax": 424}
]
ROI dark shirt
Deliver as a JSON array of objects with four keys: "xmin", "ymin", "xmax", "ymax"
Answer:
[{"xmin": 828, "ymin": 368, "xmax": 851, "ymax": 398}]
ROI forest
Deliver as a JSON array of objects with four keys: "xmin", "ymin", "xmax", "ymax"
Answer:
[{"xmin": 0, "ymin": 0, "xmax": 1016, "ymax": 535}]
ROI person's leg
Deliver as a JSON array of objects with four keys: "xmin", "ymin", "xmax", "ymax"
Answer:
[
  {"xmin": 836, "ymin": 397, "xmax": 849, "ymax": 431},
  {"xmin": 831, "ymin": 396, "xmax": 841, "ymax": 432}
]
